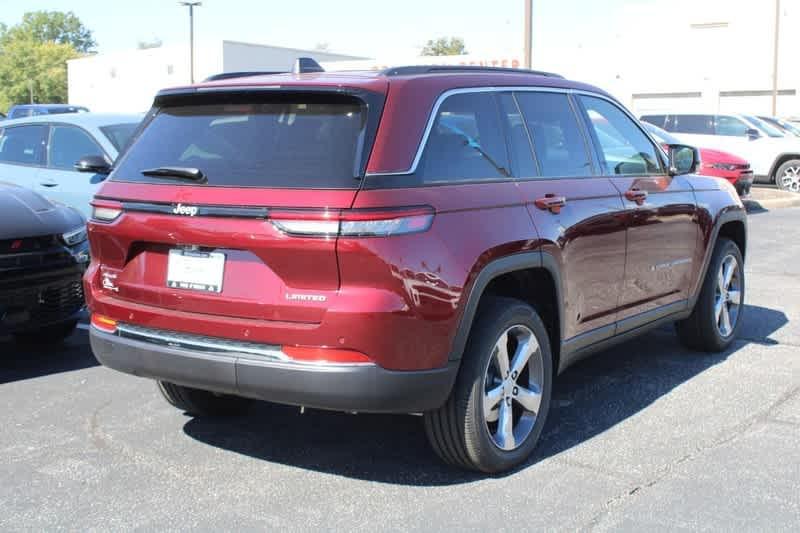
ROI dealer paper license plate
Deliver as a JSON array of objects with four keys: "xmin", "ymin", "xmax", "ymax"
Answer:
[{"xmin": 166, "ymin": 249, "xmax": 225, "ymax": 293}]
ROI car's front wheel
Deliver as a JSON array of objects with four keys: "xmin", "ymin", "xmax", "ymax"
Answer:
[
  {"xmin": 424, "ymin": 297, "xmax": 553, "ymax": 473},
  {"xmin": 157, "ymin": 381, "xmax": 253, "ymax": 417},
  {"xmin": 774, "ymin": 159, "xmax": 800, "ymax": 193}
]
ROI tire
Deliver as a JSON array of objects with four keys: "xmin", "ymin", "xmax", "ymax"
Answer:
[
  {"xmin": 774, "ymin": 159, "xmax": 800, "ymax": 193},
  {"xmin": 676, "ymin": 238, "xmax": 745, "ymax": 352},
  {"xmin": 424, "ymin": 296, "xmax": 553, "ymax": 473},
  {"xmin": 13, "ymin": 320, "xmax": 78, "ymax": 345},
  {"xmin": 157, "ymin": 381, "xmax": 253, "ymax": 417}
]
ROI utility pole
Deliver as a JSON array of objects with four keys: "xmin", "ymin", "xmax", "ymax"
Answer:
[
  {"xmin": 523, "ymin": 0, "xmax": 533, "ymax": 69},
  {"xmin": 771, "ymin": 0, "xmax": 780, "ymax": 115},
  {"xmin": 179, "ymin": 2, "xmax": 202, "ymax": 83}
]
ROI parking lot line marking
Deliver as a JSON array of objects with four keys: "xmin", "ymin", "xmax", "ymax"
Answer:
[{"xmin": 77, "ymin": 323, "xmax": 89, "ymax": 331}]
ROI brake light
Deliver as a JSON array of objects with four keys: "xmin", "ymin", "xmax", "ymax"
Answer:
[
  {"xmin": 270, "ymin": 206, "xmax": 434, "ymax": 237},
  {"xmin": 91, "ymin": 200, "xmax": 123, "ymax": 222},
  {"xmin": 282, "ymin": 345, "xmax": 372, "ymax": 364},
  {"xmin": 91, "ymin": 314, "xmax": 118, "ymax": 333}
]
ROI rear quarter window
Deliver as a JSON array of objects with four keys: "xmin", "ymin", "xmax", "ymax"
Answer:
[{"xmin": 112, "ymin": 95, "xmax": 368, "ymax": 189}]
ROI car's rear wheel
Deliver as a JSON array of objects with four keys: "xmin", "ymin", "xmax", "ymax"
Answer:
[
  {"xmin": 13, "ymin": 320, "xmax": 78, "ymax": 345},
  {"xmin": 424, "ymin": 297, "xmax": 552, "ymax": 473},
  {"xmin": 676, "ymin": 237, "xmax": 744, "ymax": 352},
  {"xmin": 774, "ymin": 159, "xmax": 800, "ymax": 193},
  {"xmin": 157, "ymin": 381, "xmax": 253, "ymax": 417}
]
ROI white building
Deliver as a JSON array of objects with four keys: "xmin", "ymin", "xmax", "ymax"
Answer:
[{"xmin": 67, "ymin": 40, "xmax": 365, "ymax": 112}]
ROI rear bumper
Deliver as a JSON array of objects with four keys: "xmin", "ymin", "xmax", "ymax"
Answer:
[{"xmin": 90, "ymin": 327, "xmax": 458, "ymax": 413}]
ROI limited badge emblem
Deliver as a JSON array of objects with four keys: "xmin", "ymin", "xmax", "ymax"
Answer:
[{"xmin": 173, "ymin": 204, "xmax": 198, "ymax": 216}]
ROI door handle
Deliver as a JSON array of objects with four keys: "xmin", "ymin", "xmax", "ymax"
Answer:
[
  {"xmin": 625, "ymin": 188, "xmax": 648, "ymax": 205},
  {"xmin": 40, "ymin": 182, "xmax": 58, "ymax": 188},
  {"xmin": 534, "ymin": 194, "xmax": 567, "ymax": 214}
]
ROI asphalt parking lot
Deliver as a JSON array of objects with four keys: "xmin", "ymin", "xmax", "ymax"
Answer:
[{"xmin": 2, "ymin": 206, "xmax": 800, "ymax": 531}]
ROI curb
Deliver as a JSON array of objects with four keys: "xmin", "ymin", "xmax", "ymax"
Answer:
[{"xmin": 743, "ymin": 195, "xmax": 800, "ymax": 213}]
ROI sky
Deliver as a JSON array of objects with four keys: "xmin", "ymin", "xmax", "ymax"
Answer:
[{"xmin": 0, "ymin": 0, "xmax": 647, "ymax": 59}]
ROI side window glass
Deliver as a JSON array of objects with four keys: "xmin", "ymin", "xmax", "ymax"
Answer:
[
  {"xmin": 514, "ymin": 92, "xmax": 592, "ymax": 177},
  {"xmin": 417, "ymin": 93, "xmax": 510, "ymax": 183},
  {"xmin": 580, "ymin": 96, "xmax": 664, "ymax": 176},
  {"xmin": 0, "ymin": 125, "xmax": 47, "ymax": 165},
  {"xmin": 48, "ymin": 125, "xmax": 104, "ymax": 170},
  {"xmin": 715, "ymin": 116, "xmax": 750, "ymax": 137},
  {"xmin": 497, "ymin": 93, "xmax": 538, "ymax": 178},
  {"xmin": 673, "ymin": 115, "xmax": 714, "ymax": 134}
]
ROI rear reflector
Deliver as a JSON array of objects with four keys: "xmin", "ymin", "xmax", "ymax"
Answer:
[
  {"xmin": 91, "ymin": 314, "xmax": 118, "ymax": 333},
  {"xmin": 282, "ymin": 345, "xmax": 372, "ymax": 364},
  {"xmin": 270, "ymin": 206, "xmax": 434, "ymax": 237}
]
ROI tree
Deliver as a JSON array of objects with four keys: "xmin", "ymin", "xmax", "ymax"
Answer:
[
  {"xmin": 421, "ymin": 37, "xmax": 467, "ymax": 56},
  {"xmin": 5, "ymin": 11, "xmax": 96, "ymax": 53},
  {"xmin": 0, "ymin": 39, "xmax": 79, "ymax": 105}
]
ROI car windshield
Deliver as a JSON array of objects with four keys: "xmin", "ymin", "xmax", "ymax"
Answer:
[
  {"xmin": 744, "ymin": 115, "xmax": 785, "ymax": 138},
  {"xmin": 100, "ymin": 123, "xmax": 140, "ymax": 153}
]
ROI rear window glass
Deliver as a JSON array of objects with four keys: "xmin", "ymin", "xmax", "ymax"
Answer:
[
  {"xmin": 100, "ymin": 123, "xmax": 140, "ymax": 153},
  {"xmin": 113, "ymin": 97, "xmax": 367, "ymax": 188}
]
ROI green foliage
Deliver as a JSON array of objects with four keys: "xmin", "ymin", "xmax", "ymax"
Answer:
[
  {"xmin": 7, "ymin": 11, "xmax": 95, "ymax": 53},
  {"xmin": 421, "ymin": 37, "xmax": 467, "ymax": 56},
  {"xmin": 0, "ymin": 11, "xmax": 93, "ymax": 112}
]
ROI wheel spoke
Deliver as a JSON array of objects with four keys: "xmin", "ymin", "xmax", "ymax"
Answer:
[
  {"xmin": 720, "ymin": 304, "xmax": 732, "ymax": 336},
  {"xmin": 717, "ymin": 268, "xmax": 726, "ymax": 294},
  {"xmin": 715, "ymin": 297, "xmax": 724, "ymax": 323},
  {"xmin": 497, "ymin": 401, "xmax": 515, "ymax": 450},
  {"xmin": 484, "ymin": 384, "xmax": 504, "ymax": 418},
  {"xmin": 509, "ymin": 334, "xmax": 538, "ymax": 378},
  {"xmin": 723, "ymin": 258, "xmax": 735, "ymax": 288},
  {"xmin": 727, "ymin": 289, "xmax": 742, "ymax": 305},
  {"xmin": 515, "ymin": 385, "xmax": 542, "ymax": 414},
  {"xmin": 494, "ymin": 332, "xmax": 510, "ymax": 377}
]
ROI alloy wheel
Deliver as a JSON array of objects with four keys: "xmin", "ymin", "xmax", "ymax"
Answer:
[
  {"xmin": 483, "ymin": 325, "xmax": 544, "ymax": 451},
  {"xmin": 715, "ymin": 254, "xmax": 742, "ymax": 338},
  {"xmin": 779, "ymin": 165, "xmax": 800, "ymax": 192}
]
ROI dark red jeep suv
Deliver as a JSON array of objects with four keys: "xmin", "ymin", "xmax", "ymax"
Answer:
[{"xmin": 85, "ymin": 65, "xmax": 747, "ymax": 473}]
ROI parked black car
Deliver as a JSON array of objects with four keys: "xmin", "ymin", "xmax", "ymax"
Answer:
[{"xmin": 0, "ymin": 182, "xmax": 88, "ymax": 343}]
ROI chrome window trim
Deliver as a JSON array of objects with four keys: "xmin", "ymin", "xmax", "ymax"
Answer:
[{"xmin": 365, "ymin": 85, "xmax": 667, "ymax": 178}]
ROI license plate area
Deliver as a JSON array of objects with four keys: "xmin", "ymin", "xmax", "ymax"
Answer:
[{"xmin": 166, "ymin": 248, "xmax": 225, "ymax": 293}]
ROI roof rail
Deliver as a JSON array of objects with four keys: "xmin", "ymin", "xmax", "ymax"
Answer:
[{"xmin": 381, "ymin": 65, "xmax": 564, "ymax": 78}]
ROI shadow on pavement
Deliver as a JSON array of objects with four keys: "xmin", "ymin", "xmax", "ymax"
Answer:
[
  {"xmin": 0, "ymin": 328, "xmax": 99, "ymax": 384},
  {"xmin": 181, "ymin": 304, "xmax": 786, "ymax": 485}
]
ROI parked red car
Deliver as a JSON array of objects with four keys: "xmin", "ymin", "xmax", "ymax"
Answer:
[
  {"xmin": 644, "ymin": 122, "xmax": 753, "ymax": 196},
  {"xmin": 86, "ymin": 63, "xmax": 747, "ymax": 473}
]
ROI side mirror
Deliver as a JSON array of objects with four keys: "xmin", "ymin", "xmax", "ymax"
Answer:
[
  {"xmin": 666, "ymin": 144, "xmax": 699, "ymax": 176},
  {"xmin": 746, "ymin": 128, "xmax": 761, "ymax": 140},
  {"xmin": 75, "ymin": 155, "xmax": 111, "ymax": 174}
]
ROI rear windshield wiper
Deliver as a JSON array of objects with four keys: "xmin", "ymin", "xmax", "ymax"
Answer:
[{"xmin": 141, "ymin": 166, "xmax": 207, "ymax": 184}]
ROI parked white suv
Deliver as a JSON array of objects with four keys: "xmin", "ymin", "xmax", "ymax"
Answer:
[{"xmin": 641, "ymin": 113, "xmax": 800, "ymax": 192}]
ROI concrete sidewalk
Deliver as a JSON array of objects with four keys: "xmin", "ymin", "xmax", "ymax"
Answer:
[{"xmin": 745, "ymin": 187, "xmax": 800, "ymax": 211}]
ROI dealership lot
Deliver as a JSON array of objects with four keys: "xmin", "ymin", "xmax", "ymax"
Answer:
[{"xmin": 2, "ymin": 207, "xmax": 800, "ymax": 531}]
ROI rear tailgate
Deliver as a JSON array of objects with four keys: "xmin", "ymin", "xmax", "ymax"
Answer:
[{"xmin": 87, "ymin": 86, "xmax": 385, "ymax": 324}]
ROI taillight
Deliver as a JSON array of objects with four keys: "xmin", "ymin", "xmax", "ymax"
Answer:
[
  {"xmin": 91, "ymin": 314, "xmax": 118, "ymax": 333},
  {"xmin": 270, "ymin": 206, "xmax": 435, "ymax": 238},
  {"xmin": 91, "ymin": 200, "xmax": 123, "ymax": 222}
]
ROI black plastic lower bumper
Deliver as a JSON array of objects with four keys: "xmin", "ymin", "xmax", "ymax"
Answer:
[
  {"xmin": 0, "ymin": 272, "xmax": 85, "ymax": 334},
  {"xmin": 90, "ymin": 328, "xmax": 459, "ymax": 413}
]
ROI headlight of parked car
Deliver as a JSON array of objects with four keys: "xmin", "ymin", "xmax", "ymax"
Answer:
[
  {"xmin": 62, "ymin": 226, "xmax": 88, "ymax": 246},
  {"xmin": 709, "ymin": 163, "xmax": 739, "ymax": 171}
]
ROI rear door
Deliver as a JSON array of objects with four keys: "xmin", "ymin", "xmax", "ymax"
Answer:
[
  {"xmin": 512, "ymin": 90, "xmax": 627, "ymax": 350},
  {"xmin": 91, "ymin": 90, "xmax": 378, "ymax": 324},
  {"xmin": 578, "ymin": 95, "xmax": 698, "ymax": 330}
]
